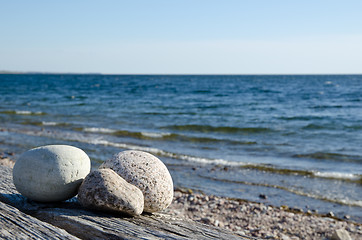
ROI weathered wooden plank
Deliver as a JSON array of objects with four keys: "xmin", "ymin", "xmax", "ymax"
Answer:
[
  {"xmin": 0, "ymin": 166, "xmax": 253, "ymax": 239},
  {"xmin": 0, "ymin": 201, "xmax": 80, "ymax": 240}
]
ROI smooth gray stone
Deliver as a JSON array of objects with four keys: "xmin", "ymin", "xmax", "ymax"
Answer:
[
  {"xmin": 13, "ymin": 145, "xmax": 91, "ymax": 202},
  {"xmin": 78, "ymin": 169, "xmax": 144, "ymax": 216}
]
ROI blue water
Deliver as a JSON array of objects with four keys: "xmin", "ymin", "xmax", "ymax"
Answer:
[{"xmin": 0, "ymin": 74, "xmax": 361, "ymax": 222}]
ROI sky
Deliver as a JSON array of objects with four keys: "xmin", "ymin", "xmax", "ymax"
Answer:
[{"xmin": 1, "ymin": 0, "xmax": 362, "ymax": 74}]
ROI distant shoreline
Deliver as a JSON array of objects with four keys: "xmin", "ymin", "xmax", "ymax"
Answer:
[{"xmin": 1, "ymin": 71, "xmax": 362, "ymax": 76}]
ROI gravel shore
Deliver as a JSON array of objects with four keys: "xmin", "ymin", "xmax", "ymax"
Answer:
[
  {"xmin": 0, "ymin": 152, "xmax": 15, "ymax": 168},
  {"xmin": 1, "ymin": 153, "xmax": 361, "ymax": 239},
  {"xmin": 164, "ymin": 188, "xmax": 362, "ymax": 239}
]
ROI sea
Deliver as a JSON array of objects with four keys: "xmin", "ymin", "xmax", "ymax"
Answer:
[{"xmin": 0, "ymin": 74, "xmax": 361, "ymax": 222}]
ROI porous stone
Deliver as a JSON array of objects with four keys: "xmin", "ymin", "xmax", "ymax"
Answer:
[
  {"xmin": 78, "ymin": 168, "xmax": 144, "ymax": 216},
  {"xmin": 100, "ymin": 150, "xmax": 173, "ymax": 213},
  {"xmin": 13, "ymin": 145, "xmax": 91, "ymax": 202}
]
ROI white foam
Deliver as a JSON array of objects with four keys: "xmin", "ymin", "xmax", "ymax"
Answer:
[
  {"xmin": 15, "ymin": 110, "xmax": 43, "ymax": 115},
  {"xmin": 313, "ymin": 171, "xmax": 360, "ymax": 181},
  {"xmin": 164, "ymin": 152, "xmax": 246, "ymax": 166},
  {"xmin": 83, "ymin": 127, "xmax": 117, "ymax": 134},
  {"xmin": 286, "ymin": 187, "xmax": 362, "ymax": 208},
  {"xmin": 141, "ymin": 132, "xmax": 171, "ymax": 138},
  {"xmin": 9, "ymin": 126, "xmax": 250, "ymax": 167},
  {"xmin": 83, "ymin": 139, "xmax": 162, "ymax": 157},
  {"xmin": 42, "ymin": 121, "xmax": 59, "ymax": 126},
  {"xmin": 339, "ymin": 199, "xmax": 362, "ymax": 207},
  {"xmin": 83, "ymin": 138, "xmax": 246, "ymax": 167},
  {"xmin": 15, "ymin": 110, "xmax": 33, "ymax": 115}
]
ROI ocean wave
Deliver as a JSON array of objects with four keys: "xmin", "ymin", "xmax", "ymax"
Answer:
[
  {"xmin": 313, "ymin": 171, "xmax": 361, "ymax": 181},
  {"xmin": 141, "ymin": 131, "xmax": 172, "ymax": 138},
  {"xmin": 19, "ymin": 120, "xmax": 69, "ymax": 127},
  {"xmin": 0, "ymin": 110, "xmax": 46, "ymax": 115},
  {"xmin": 309, "ymin": 105, "xmax": 343, "ymax": 109},
  {"xmin": 6, "ymin": 127, "xmax": 361, "ymax": 184},
  {"xmin": 301, "ymin": 122, "xmax": 361, "ymax": 131},
  {"xmin": 86, "ymin": 139, "xmax": 246, "ymax": 167},
  {"xmin": 344, "ymin": 125, "xmax": 362, "ymax": 130},
  {"xmin": 161, "ymin": 124, "xmax": 273, "ymax": 134},
  {"xmin": 79, "ymin": 127, "xmax": 175, "ymax": 139},
  {"xmin": 237, "ymin": 164, "xmax": 362, "ymax": 184},
  {"xmin": 83, "ymin": 127, "xmax": 118, "ymax": 134},
  {"xmin": 248, "ymin": 87, "xmax": 281, "ymax": 94},
  {"xmin": 42, "ymin": 121, "xmax": 63, "ymax": 126},
  {"xmin": 279, "ymin": 116, "xmax": 323, "ymax": 121},
  {"xmin": 76, "ymin": 127, "xmax": 257, "ymax": 145},
  {"xmin": 199, "ymin": 175, "xmax": 362, "ymax": 207},
  {"xmin": 302, "ymin": 123, "xmax": 334, "ymax": 130},
  {"xmin": 7, "ymin": 127, "xmax": 248, "ymax": 167},
  {"xmin": 20, "ymin": 120, "xmax": 43, "ymax": 126},
  {"xmin": 87, "ymin": 139, "xmax": 161, "ymax": 153},
  {"xmin": 293, "ymin": 152, "xmax": 362, "ymax": 163},
  {"xmin": 84, "ymin": 138, "xmax": 361, "ymax": 183}
]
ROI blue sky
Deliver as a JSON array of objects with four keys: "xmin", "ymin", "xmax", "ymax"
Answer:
[{"xmin": 1, "ymin": 1, "xmax": 361, "ymax": 74}]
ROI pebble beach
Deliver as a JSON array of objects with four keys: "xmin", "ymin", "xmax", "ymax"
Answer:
[
  {"xmin": 1, "ymin": 153, "xmax": 361, "ymax": 240},
  {"xmin": 165, "ymin": 189, "xmax": 362, "ymax": 240}
]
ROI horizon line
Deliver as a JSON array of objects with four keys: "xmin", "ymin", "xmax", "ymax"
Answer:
[{"xmin": 1, "ymin": 70, "xmax": 362, "ymax": 76}]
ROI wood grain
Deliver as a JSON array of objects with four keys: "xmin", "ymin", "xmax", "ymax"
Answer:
[{"xmin": 0, "ymin": 166, "xmax": 254, "ymax": 239}]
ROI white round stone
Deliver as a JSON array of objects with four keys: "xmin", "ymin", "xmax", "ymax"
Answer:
[
  {"xmin": 13, "ymin": 145, "xmax": 91, "ymax": 202},
  {"xmin": 100, "ymin": 150, "xmax": 173, "ymax": 213}
]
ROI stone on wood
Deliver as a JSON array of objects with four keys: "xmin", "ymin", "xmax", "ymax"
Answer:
[
  {"xmin": 100, "ymin": 150, "xmax": 173, "ymax": 213},
  {"xmin": 13, "ymin": 145, "xmax": 91, "ymax": 202},
  {"xmin": 78, "ymin": 168, "xmax": 144, "ymax": 216}
]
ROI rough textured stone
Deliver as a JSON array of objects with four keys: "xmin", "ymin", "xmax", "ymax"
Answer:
[
  {"xmin": 77, "ymin": 168, "xmax": 144, "ymax": 216},
  {"xmin": 100, "ymin": 150, "xmax": 173, "ymax": 213},
  {"xmin": 13, "ymin": 145, "xmax": 91, "ymax": 202}
]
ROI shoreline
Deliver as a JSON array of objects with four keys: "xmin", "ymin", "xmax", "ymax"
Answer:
[
  {"xmin": 167, "ymin": 188, "xmax": 361, "ymax": 239},
  {"xmin": 1, "ymin": 153, "xmax": 361, "ymax": 239}
]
